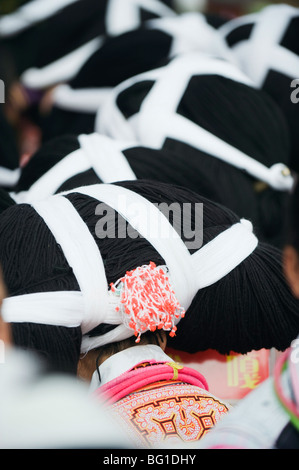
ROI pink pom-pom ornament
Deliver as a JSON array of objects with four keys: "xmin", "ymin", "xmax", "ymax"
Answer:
[{"xmin": 109, "ymin": 262, "xmax": 185, "ymax": 342}]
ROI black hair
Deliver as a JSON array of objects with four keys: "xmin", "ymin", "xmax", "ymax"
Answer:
[
  {"xmin": 1, "ymin": 180, "xmax": 299, "ymax": 375},
  {"xmin": 97, "ymin": 65, "xmax": 293, "ymax": 247},
  {"xmin": 219, "ymin": 4, "xmax": 299, "ymax": 173},
  {"xmin": 37, "ymin": 11, "xmax": 226, "ymax": 142},
  {"xmin": 13, "ymin": 74, "xmax": 292, "ymax": 248}
]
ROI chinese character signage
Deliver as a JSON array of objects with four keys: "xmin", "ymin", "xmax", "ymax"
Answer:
[{"xmin": 166, "ymin": 347, "xmax": 271, "ymax": 403}]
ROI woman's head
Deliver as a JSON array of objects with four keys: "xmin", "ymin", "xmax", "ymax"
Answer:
[
  {"xmin": 218, "ymin": 3, "xmax": 299, "ymax": 173},
  {"xmin": 1, "ymin": 180, "xmax": 299, "ymax": 375},
  {"xmin": 96, "ymin": 52, "xmax": 294, "ymax": 246},
  {"xmin": 36, "ymin": 10, "xmax": 231, "ymax": 141}
]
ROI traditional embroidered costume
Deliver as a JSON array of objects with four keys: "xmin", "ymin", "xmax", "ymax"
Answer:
[{"xmin": 91, "ymin": 344, "xmax": 230, "ymax": 448}]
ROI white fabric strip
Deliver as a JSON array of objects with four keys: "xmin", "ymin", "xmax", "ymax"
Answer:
[
  {"xmin": 63, "ymin": 183, "xmax": 197, "ymax": 311},
  {"xmin": 190, "ymin": 219, "xmax": 258, "ymax": 289},
  {"xmin": 237, "ymin": 4, "xmax": 298, "ymax": 87},
  {"xmin": 219, "ymin": 5, "xmax": 299, "ymax": 86},
  {"xmin": 146, "ymin": 12, "xmax": 232, "ymax": 61},
  {"xmin": 64, "ymin": 185, "xmax": 258, "ymax": 319},
  {"xmin": 81, "ymin": 222, "xmax": 258, "ymax": 352},
  {"xmin": 21, "ymin": 37, "xmax": 103, "ymax": 89},
  {"xmin": 269, "ymin": 45, "xmax": 299, "ymax": 83},
  {"xmin": 81, "ymin": 324, "xmax": 136, "ymax": 352},
  {"xmin": 136, "ymin": 110, "xmax": 294, "ymax": 191},
  {"xmin": 32, "ymin": 194, "xmax": 109, "ymax": 334},
  {"xmin": 2, "ymin": 291, "xmax": 83, "ymax": 328},
  {"xmin": 2, "ymin": 184, "xmax": 259, "ymax": 352},
  {"xmin": 95, "ymin": 66, "xmax": 166, "ymax": 139},
  {"xmin": 138, "ymin": 52, "xmax": 254, "ymax": 114},
  {"xmin": 218, "ymin": 11, "xmax": 260, "ymax": 39},
  {"xmin": 53, "ymin": 84, "xmax": 114, "ymax": 113},
  {"xmin": 97, "ymin": 52, "xmax": 293, "ymax": 191},
  {"xmin": 105, "ymin": 0, "xmax": 175, "ymax": 36},
  {"xmin": 132, "ymin": 55, "xmax": 293, "ymax": 191},
  {"xmin": 2, "ymin": 289, "xmax": 136, "ymax": 352},
  {"xmin": 91, "ymin": 344, "xmax": 173, "ymax": 389},
  {"xmin": 0, "ymin": 167, "xmax": 20, "ymax": 187},
  {"xmin": 78, "ymin": 133, "xmax": 137, "ymax": 183},
  {"xmin": 0, "ymin": 0, "xmax": 80, "ymax": 36},
  {"xmin": 10, "ymin": 134, "xmax": 137, "ymax": 204},
  {"xmin": 10, "ymin": 148, "xmax": 91, "ymax": 204},
  {"xmin": 2, "ymin": 217, "xmax": 258, "ymax": 350}
]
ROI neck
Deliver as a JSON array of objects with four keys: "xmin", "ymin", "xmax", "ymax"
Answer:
[{"xmin": 89, "ymin": 344, "xmax": 173, "ymax": 392}]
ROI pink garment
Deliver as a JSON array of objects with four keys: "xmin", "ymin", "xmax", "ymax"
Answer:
[
  {"xmin": 94, "ymin": 360, "xmax": 230, "ymax": 447},
  {"xmin": 94, "ymin": 360, "xmax": 209, "ymax": 404}
]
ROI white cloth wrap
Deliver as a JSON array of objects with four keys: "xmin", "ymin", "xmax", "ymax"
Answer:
[
  {"xmin": 0, "ymin": 0, "xmax": 80, "ymax": 36},
  {"xmin": 219, "ymin": 4, "xmax": 299, "ymax": 87},
  {"xmin": 10, "ymin": 133, "xmax": 137, "ymax": 204},
  {"xmin": 2, "ymin": 184, "xmax": 258, "ymax": 351},
  {"xmin": 97, "ymin": 52, "xmax": 294, "ymax": 191}
]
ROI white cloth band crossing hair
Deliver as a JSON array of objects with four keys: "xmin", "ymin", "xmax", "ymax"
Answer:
[
  {"xmin": 104, "ymin": 0, "xmax": 175, "ymax": 36},
  {"xmin": 97, "ymin": 52, "xmax": 294, "ymax": 191},
  {"xmin": 78, "ymin": 133, "xmax": 137, "ymax": 183},
  {"xmin": 145, "ymin": 13, "xmax": 234, "ymax": 62},
  {"xmin": 21, "ymin": 37, "xmax": 103, "ymax": 89},
  {"xmin": 0, "ymin": 0, "xmax": 80, "ymax": 36},
  {"xmin": 19, "ymin": 0, "xmax": 175, "ymax": 88},
  {"xmin": 2, "ymin": 291, "xmax": 83, "ymax": 328},
  {"xmin": 51, "ymin": 12, "xmax": 233, "ymax": 114},
  {"xmin": 10, "ymin": 134, "xmax": 137, "ymax": 204},
  {"xmin": 10, "ymin": 148, "xmax": 90, "ymax": 203},
  {"xmin": 0, "ymin": 167, "xmax": 20, "ymax": 187},
  {"xmin": 219, "ymin": 4, "xmax": 299, "ymax": 87},
  {"xmin": 137, "ymin": 111, "xmax": 294, "ymax": 191},
  {"xmin": 190, "ymin": 219, "xmax": 258, "ymax": 289},
  {"xmin": 52, "ymin": 85, "xmax": 114, "ymax": 113},
  {"xmin": 66, "ymin": 183, "xmax": 198, "ymax": 310},
  {"xmin": 95, "ymin": 66, "xmax": 165, "ymax": 141},
  {"xmin": 2, "ymin": 184, "xmax": 258, "ymax": 351},
  {"xmin": 32, "ymin": 194, "xmax": 110, "ymax": 335},
  {"xmin": 96, "ymin": 52, "xmax": 253, "ymax": 138}
]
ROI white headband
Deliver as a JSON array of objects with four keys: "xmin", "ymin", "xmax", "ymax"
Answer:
[
  {"xmin": 2, "ymin": 184, "xmax": 258, "ymax": 351},
  {"xmin": 97, "ymin": 52, "xmax": 294, "ymax": 191},
  {"xmin": 19, "ymin": 0, "xmax": 175, "ymax": 89},
  {"xmin": 145, "ymin": 12, "xmax": 234, "ymax": 63},
  {"xmin": 10, "ymin": 133, "xmax": 137, "ymax": 204},
  {"xmin": 78, "ymin": 133, "xmax": 137, "ymax": 183},
  {"xmin": 51, "ymin": 11, "xmax": 233, "ymax": 114},
  {"xmin": 21, "ymin": 37, "xmax": 103, "ymax": 89},
  {"xmin": 104, "ymin": 0, "xmax": 175, "ymax": 36},
  {"xmin": 52, "ymin": 84, "xmax": 114, "ymax": 113},
  {"xmin": 0, "ymin": 0, "xmax": 80, "ymax": 36},
  {"xmin": 0, "ymin": 167, "xmax": 20, "ymax": 188},
  {"xmin": 219, "ymin": 4, "xmax": 299, "ymax": 87}
]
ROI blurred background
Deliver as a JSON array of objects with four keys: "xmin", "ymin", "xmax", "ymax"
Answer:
[{"xmin": 2, "ymin": 0, "xmax": 299, "ymax": 16}]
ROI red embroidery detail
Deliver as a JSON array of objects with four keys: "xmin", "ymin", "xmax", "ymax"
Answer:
[{"xmin": 112, "ymin": 384, "xmax": 229, "ymax": 447}]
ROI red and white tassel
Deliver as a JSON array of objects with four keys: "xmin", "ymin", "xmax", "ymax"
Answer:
[{"xmin": 109, "ymin": 262, "xmax": 185, "ymax": 343}]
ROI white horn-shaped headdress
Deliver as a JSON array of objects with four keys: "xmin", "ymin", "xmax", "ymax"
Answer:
[{"xmin": 2, "ymin": 184, "xmax": 258, "ymax": 352}]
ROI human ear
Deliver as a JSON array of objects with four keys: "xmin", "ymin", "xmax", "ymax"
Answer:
[
  {"xmin": 157, "ymin": 331, "xmax": 167, "ymax": 351},
  {"xmin": 283, "ymin": 245, "xmax": 299, "ymax": 299}
]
